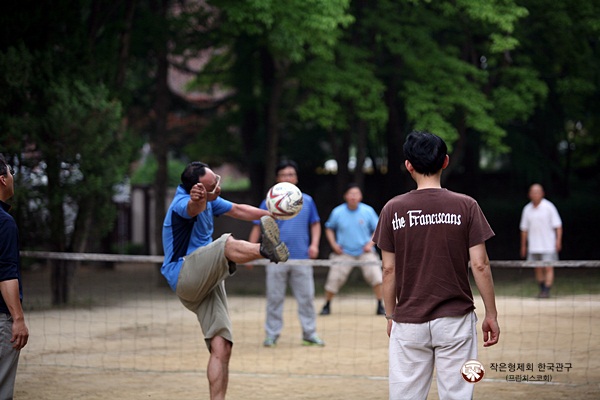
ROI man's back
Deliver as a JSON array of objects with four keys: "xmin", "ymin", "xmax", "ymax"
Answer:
[{"xmin": 374, "ymin": 188, "xmax": 494, "ymax": 323}]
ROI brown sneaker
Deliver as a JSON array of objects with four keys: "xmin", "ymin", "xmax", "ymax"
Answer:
[{"xmin": 259, "ymin": 216, "xmax": 289, "ymax": 263}]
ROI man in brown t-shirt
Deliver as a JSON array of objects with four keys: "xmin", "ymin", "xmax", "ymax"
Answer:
[{"xmin": 373, "ymin": 131, "xmax": 500, "ymax": 399}]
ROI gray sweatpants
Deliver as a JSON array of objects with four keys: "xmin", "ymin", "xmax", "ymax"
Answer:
[
  {"xmin": 0, "ymin": 314, "xmax": 20, "ymax": 400},
  {"xmin": 265, "ymin": 262, "xmax": 317, "ymax": 341}
]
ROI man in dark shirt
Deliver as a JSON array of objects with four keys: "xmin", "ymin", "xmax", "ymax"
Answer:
[
  {"xmin": 0, "ymin": 154, "xmax": 29, "ymax": 399},
  {"xmin": 373, "ymin": 131, "xmax": 500, "ymax": 399}
]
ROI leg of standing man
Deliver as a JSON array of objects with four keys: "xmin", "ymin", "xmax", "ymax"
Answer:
[
  {"xmin": 358, "ymin": 251, "xmax": 385, "ymax": 315},
  {"xmin": 289, "ymin": 264, "xmax": 323, "ymax": 345},
  {"xmin": 320, "ymin": 253, "xmax": 353, "ymax": 315},
  {"xmin": 264, "ymin": 263, "xmax": 289, "ymax": 346},
  {"xmin": 532, "ymin": 253, "xmax": 555, "ymax": 298},
  {"xmin": 0, "ymin": 314, "xmax": 21, "ymax": 400},
  {"xmin": 535, "ymin": 266, "xmax": 554, "ymax": 298}
]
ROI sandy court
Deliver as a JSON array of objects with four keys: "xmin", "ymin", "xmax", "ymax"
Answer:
[{"xmin": 14, "ymin": 263, "xmax": 600, "ymax": 399}]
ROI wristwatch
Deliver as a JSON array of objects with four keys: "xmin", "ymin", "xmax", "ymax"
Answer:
[{"xmin": 385, "ymin": 314, "xmax": 393, "ymax": 320}]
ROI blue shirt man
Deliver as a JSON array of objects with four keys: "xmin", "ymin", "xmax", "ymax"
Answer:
[
  {"xmin": 162, "ymin": 186, "xmax": 233, "ymax": 291},
  {"xmin": 319, "ymin": 183, "xmax": 384, "ymax": 316},
  {"xmin": 161, "ymin": 161, "xmax": 288, "ymax": 399},
  {"xmin": 249, "ymin": 160, "xmax": 324, "ymax": 347}
]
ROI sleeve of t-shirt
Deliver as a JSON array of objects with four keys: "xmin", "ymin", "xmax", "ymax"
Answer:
[
  {"xmin": 519, "ymin": 205, "xmax": 528, "ymax": 232},
  {"xmin": 172, "ymin": 195, "xmax": 191, "ymax": 219},
  {"xmin": 324, "ymin": 207, "xmax": 338, "ymax": 230},
  {"xmin": 211, "ymin": 196, "xmax": 233, "ymax": 216},
  {"xmin": 373, "ymin": 203, "xmax": 394, "ymax": 253},
  {"xmin": 367, "ymin": 206, "xmax": 379, "ymax": 233},
  {"xmin": 306, "ymin": 195, "xmax": 320, "ymax": 224},
  {"xmin": 468, "ymin": 202, "xmax": 495, "ymax": 248},
  {"xmin": 550, "ymin": 204, "xmax": 562, "ymax": 228}
]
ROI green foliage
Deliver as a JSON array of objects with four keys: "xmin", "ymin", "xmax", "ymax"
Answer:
[
  {"xmin": 21, "ymin": 72, "xmax": 132, "ymax": 247},
  {"xmin": 505, "ymin": 0, "xmax": 600, "ymax": 188},
  {"xmin": 212, "ymin": 0, "xmax": 353, "ymax": 62},
  {"xmin": 3, "ymin": 0, "xmax": 599, "ymax": 257},
  {"xmin": 131, "ymin": 155, "xmax": 186, "ymax": 187},
  {"xmin": 366, "ymin": 0, "xmax": 536, "ymax": 154},
  {"xmin": 0, "ymin": 1, "xmax": 140, "ymax": 252},
  {"xmin": 296, "ymin": 43, "xmax": 387, "ymax": 131},
  {"xmin": 490, "ymin": 67, "xmax": 548, "ymax": 123},
  {"xmin": 182, "ymin": 114, "xmax": 246, "ymax": 166}
]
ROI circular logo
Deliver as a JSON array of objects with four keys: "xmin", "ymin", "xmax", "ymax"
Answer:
[{"xmin": 461, "ymin": 359, "xmax": 485, "ymax": 383}]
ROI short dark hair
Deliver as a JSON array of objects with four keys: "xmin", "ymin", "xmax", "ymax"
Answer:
[
  {"xmin": 181, "ymin": 161, "xmax": 209, "ymax": 193},
  {"xmin": 0, "ymin": 154, "xmax": 8, "ymax": 176},
  {"xmin": 275, "ymin": 159, "xmax": 299, "ymax": 175},
  {"xmin": 345, "ymin": 182, "xmax": 361, "ymax": 194},
  {"xmin": 403, "ymin": 131, "xmax": 447, "ymax": 175}
]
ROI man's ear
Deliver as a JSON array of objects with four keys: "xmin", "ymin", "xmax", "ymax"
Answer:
[
  {"xmin": 442, "ymin": 155, "xmax": 449, "ymax": 169},
  {"xmin": 0, "ymin": 174, "xmax": 6, "ymax": 187},
  {"xmin": 405, "ymin": 160, "xmax": 414, "ymax": 173}
]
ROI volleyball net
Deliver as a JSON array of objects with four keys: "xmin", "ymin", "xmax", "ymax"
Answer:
[{"xmin": 18, "ymin": 252, "xmax": 600, "ymax": 391}]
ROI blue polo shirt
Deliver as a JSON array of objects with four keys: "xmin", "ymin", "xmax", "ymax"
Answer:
[
  {"xmin": 161, "ymin": 185, "xmax": 233, "ymax": 291},
  {"xmin": 0, "ymin": 201, "xmax": 23, "ymax": 314}
]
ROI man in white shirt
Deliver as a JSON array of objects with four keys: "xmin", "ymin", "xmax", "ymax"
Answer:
[{"xmin": 519, "ymin": 183, "xmax": 563, "ymax": 298}]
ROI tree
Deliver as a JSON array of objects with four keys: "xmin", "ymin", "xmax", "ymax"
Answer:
[
  {"xmin": 507, "ymin": 0, "xmax": 600, "ymax": 195},
  {"xmin": 294, "ymin": 41, "xmax": 387, "ymax": 194},
  {"xmin": 184, "ymin": 0, "xmax": 354, "ymax": 198},
  {"xmin": 0, "ymin": 2, "xmax": 138, "ymax": 304},
  {"xmin": 351, "ymin": 0, "xmax": 543, "ymax": 199}
]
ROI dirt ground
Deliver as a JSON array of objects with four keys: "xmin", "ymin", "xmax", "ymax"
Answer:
[{"xmin": 14, "ymin": 263, "xmax": 600, "ymax": 399}]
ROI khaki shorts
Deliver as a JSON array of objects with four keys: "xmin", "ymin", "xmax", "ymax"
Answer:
[
  {"xmin": 389, "ymin": 312, "xmax": 478, "ymax": 400},
  {"xmin": 176, "ymin": 233, "xmax": 235, "ymax": 350},
  {"xmin": 324, "ymin": 252, "xmax": 382, "ymax": 294},
  {"xmin": 527, "ymin": 252, "xmax": 558, "ymax": 262}
]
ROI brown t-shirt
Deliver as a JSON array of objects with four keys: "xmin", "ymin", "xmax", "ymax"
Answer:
[{"xmin": 373, "ymin": 188, "xmax": 494, "ymax": 323}]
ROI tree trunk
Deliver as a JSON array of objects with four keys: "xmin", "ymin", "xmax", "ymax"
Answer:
[
  {"xmin": 150, "ymin": 0, "xmax": 170, "ymax": 256},
  {"xmin": 115, "ymin": 0, "xmax": 136, "ymax": 89},
  {"xmin": 51, "ymin": 259, "xmax": 75, "ymax": 306},
  {"xmin": 354, "ymin": 119, "xmax": 367, "ymax": 190},
  {"xmin": 383, "ymin": 83, "xmax": 406, "ymax": 198},
  {"xmin": 336, "ymin": 128, "xmax": 351, "ymax": 197},
  {"xmin": 262, "ymin": 53, "xmax": 288, "ymax": 187},
  {"xmin": 45, "ymin": 156, "xmax": 74, "ymax": 305}
]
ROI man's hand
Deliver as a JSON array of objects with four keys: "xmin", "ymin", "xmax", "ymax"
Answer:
[
  {"xmin": 481, "ymin": 316, "xmax": 500, "ymax": 347},
  {"xmin": 190, "ymin": 183, "xmax": 207, "ymax": 203},
  {"xmin": 11, "ymin": 318, "xmax": 28, "ymax": 350},
  {"xmin": 331, "ymin": 243, "xmax": 343, "ymax": 255},
  {"xmin": 308, "ymin": 244, "xmax": 319, "ymax": 259},
  {"xmin": 187, "ymin": 183, "xmax": 208, "ymax": 217}
]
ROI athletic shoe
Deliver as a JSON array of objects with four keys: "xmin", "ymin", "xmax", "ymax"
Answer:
[
  {"xmin": 319, "ymin": 304, "xmax": 330, "ymax": 315},
  {"xmin": 376, "ymin": 302, "xmax": 385, "ymax": 315},
  {"xmin": 538, "ymin": 288, "xmax": 551, "ymax": 299},
  {"xmin": 302, "ymin": 334, "xmax": 325, "ymax": 347},
  {"xmin": 259, "ymin": 216, "xmax": 289, "ymax": 263},
  {"xmin": 263, "ymin": 336, "xmax": 278, "ymax": 347}
]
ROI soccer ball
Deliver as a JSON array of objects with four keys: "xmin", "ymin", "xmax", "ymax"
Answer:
[{"xmin": 265, "ymin": 182, "xmax": 303, "ymax": 220}]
